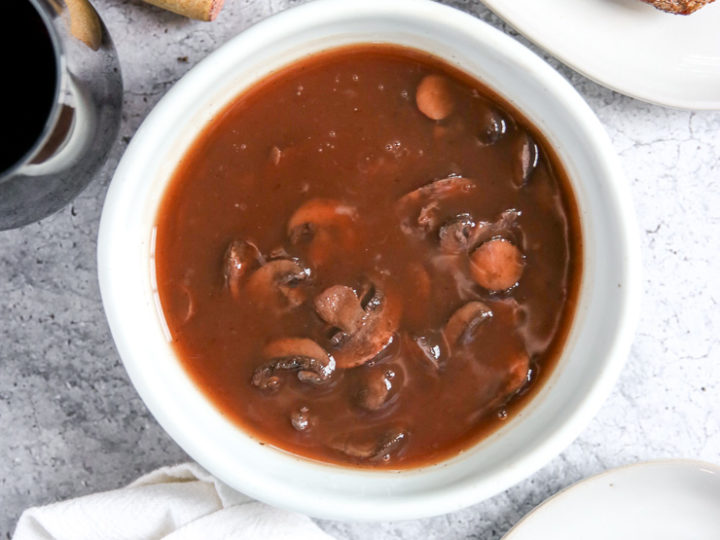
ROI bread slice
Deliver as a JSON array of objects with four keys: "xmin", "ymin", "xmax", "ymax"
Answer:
[{"xmin": 642, "ymin": 0, "xmax": 715, "ymax": 14}]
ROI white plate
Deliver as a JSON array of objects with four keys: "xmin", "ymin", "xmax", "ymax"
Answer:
[
  {"xmin": 480, "ymin": 0, "xmax": 720, "ymax": 110},
  {"xmin": 504, "ymin": 460, "xmax": 720, "ymax": 540}
]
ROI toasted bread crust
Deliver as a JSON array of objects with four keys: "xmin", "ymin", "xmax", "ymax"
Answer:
[{"xmin": 642, "ymin": 0, "xmax": 715, "ymax": 14}]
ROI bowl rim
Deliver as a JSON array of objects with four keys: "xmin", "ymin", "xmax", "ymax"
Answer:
[{"xmin": 98, "ymin": 0, "xmax": 641, "ymax": 521}]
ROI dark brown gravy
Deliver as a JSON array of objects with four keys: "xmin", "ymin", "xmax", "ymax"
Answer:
[{"xmin": 155, "ymin": 45, "xmax": 582, "ymax": 469}]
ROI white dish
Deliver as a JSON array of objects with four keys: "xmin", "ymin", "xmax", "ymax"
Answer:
[
  {"xmin": 97, "ymin": 0, "xmax": 641, "ymax": 520},
  {"xmin": 480, "ymin": 0, "xmax": 720, "ymax": 110},
  {"xmin": 505, "ymin": 460, "xmax": 720, "ymax": 539}
]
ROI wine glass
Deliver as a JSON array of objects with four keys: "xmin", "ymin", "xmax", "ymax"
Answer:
[{"xmin": 0, "ymin": 0, "xmax": 122, "ymax": 230}]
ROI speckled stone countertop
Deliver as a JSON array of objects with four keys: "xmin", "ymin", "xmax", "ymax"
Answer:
[{"xmin": 1, "ymin": 0, "xmax": 718, "ymax": 537}]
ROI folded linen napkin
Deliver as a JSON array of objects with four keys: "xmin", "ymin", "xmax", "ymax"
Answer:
[{"xmin": 14, "ymin": 463, "xmax": 334, "ymax": 540}]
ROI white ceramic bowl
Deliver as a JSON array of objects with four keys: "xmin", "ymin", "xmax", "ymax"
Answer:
[{"xmin": 98, "ymin": 0, "xmax": 641, "ymax": 521}]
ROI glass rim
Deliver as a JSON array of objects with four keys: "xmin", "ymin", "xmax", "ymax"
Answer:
[{"xmin": 0, "ymin": 0, "xmax": 65, "ymax": 184}]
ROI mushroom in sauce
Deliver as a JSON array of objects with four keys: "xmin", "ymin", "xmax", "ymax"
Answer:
[
  {"xmin": 290, "ymin": 406, "xmax": 314, "ymax": 432},
  {"xmin": 513, "ymin": 132, "xmax": 540, "ymax": 187},
  {"xmin": 329, "ymin": 426, "xmax": 407, "ymax": 462},
  {"xmin": 354, "ymin": 367, "xmax": 398, "ymax": 411},
  {"xmin": 246, "ymin": 258, "xmax": 311, "ymax": 312},
  {"xmin": 416, "ymin": 74, "xmax": 454, "ymax": 121},
  {"xmin": 438, "ymin": 213, "xmax": 479, "ymax": 254},
  {"xmin": 444, "ymin": 301, "xmax": 493, "ymax": 348},
  {"xmin": 407, "ymin": 330, "xmax": 449, "ymax": 372},
  {"xmin": 314, "ymin": 282, "xmax": 402, "ymax": 369},
  {"xmin": 287, "ymin": 198, "xmax": 359, "ymax": 266},
  {"xmin": 223, "ymin": 239, "xmax": 263, "ymax": 301},
  {"xmin": 469, "ymin": 238, "xmax": 525, "ymax": 292},
  {"xmin": 251, "ymin": 337, "xmax": 335, "ymax": 391},
  {"xmin": 397, "ymin": 175, "xmax": 476, "ymax": 236},
  {"xmin": 476, "ymin": 105, "xmax": 508, "ymax": 146}
]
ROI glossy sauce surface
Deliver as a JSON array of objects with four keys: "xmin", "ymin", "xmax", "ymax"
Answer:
[{"xmin": 155, "ymin": 45, "xmax": 582, "ymax": 468}]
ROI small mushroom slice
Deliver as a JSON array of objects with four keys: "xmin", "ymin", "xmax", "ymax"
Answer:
[
  {"xmin": 287, "ymin": 198, "xmax": 359, "ymax": 266},
  {"xmin": 505, "ymin": 351, "xmax": 531, "ymax": 397},
  {"xmin": 246, "ymin": 258, "xmax": 311, "ymax": 312},
  {"xmin": 355, "ymin": 277, "xmax": 377, "ymax": 308},
  {"xmin": 438, "ymin": 214, "xmax": 478, "ymax": 254},
  {"xmin": 266, "ymin": 245, "xmax": 291, "ymax": 260},
  {"xmin": 355, "ymin": 367, "xmax": 397, "ymax": 411},
  {"xmin": 287, "ymin": 198, "xmax": 358, "ymax": 242},
  {"xmin": 416, "ymin": 74, "xmax": 454, "ymax": 121},
  {"xmin": 416, "ymin": 199, "xmax": 441, "ymax": 234},
  {"xmin": 398, "ymin": 176, "xmax": 476, "ymax": 209},
  {"xmin": 398, "ymin": 176, "xmax": 477, "ymax": 236},
  {"xmin": 330, "ymin": 426, "xmax": 407, "ymax": 461},
  {"xmin": 290, "ymin": 406, "xmax": 313, "ymax": 432},
  {"xmin": 477, "ymin": 106, "xmax": 508, "ymax": 146},
  {"xmin": 332, "ymin": 286, "xmax": 402, "ymax": 369},
  {"xmin": 223, "ymin": 240, "xmax": 263, "ymax": 300},
  {"xmin": 313, "ymin": 285, "xmax": 366, "ymax": 334},
  {"xmin": 408, "ymin": 330, "xmax": 450, "ymax": 371},
  {"xmin": 482, "ymin": 351, "xmax": 531, "ymax": 418},
  {"xmin": 513, "ymin": 132, "xmax": 540, "ymax": 187},
  {"xmin": 436, "ymin": 209, "xmax": 521, "ymax": 257},
  {"xmin": 467, "ymin": 209, "xmax": 521, "ymax": 252},
  {"xmin": 444, "ymin": 301, "xmax": 493, "ymax": 347},
  {"xmin": 492, "ymin": 208, "xmax": 521, "ymax": 234},
  {"xmin": 469, "ymin": 239, "xmax": 525, "ymax": 292},
  {"xmin": 252, "ymin": 338, "xmax": 335, "ymax": 391}
]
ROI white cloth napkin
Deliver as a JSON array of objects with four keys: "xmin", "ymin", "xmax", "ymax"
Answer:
[{"xmin": 13, "ymin": 463, "xmax": 334, "ymax": 540}]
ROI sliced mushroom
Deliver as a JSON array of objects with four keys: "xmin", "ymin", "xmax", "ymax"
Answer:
[
  {"xmin": 467, "ymin": 209, "xmax": 521, "ymax": 251},
  {"xmin": 416, "ymin": 74, "xmax": 454, "ymax": 121},
  {"xmin": 438, "ymin": 214, "xmax": 478, "ymax": 254},
  {"xmin": 246, "ymin": 258, "xmax": 311, "ymax": 312},
  {"xmin": 477, "ymin": 106, "xmax": 507, "ymax": 146},
  {"xmin": 444, "ymin": 301, "xmax": 493, "ymax": 347},
  {"xmin": 251, "ymin": 337, "xmax": 335, "ymax": 391},
  {"xmin": 329, "ymin": 427, "xmax": 407, "ymax": 461},
  {"xmin": 266, "ymin": 245, "xmax": 291, "ymax": 260},
  {"xmin": 223, "ymin": 240, "xmax": 263, "ymax": 300},
  {"xmin": 397, "ymin": 176, "xmax": 476, "ymax": 236},
  {"xmin": 513, "ymin": 132, "xmax": 539, "ymax": 187},
  {"xmin": 398, "ymin": 176, "xmax": 476, "ymax": 209},
  {"xmin": 355, "ymin": 368, "xmax": 397, "ymax": 411},
  {"xmin": 356, "ymin": 277, "xmax": 377, "ymax": 308},
  {"xmin": 408, "ymin": 330, "xmax": 449, "ymax": 371},
  {"xmin": 331, "ymin": 285, "xmax": 402, "ymax": 369},
  {"xmin": 416, "ymin": 199, "xmax": 441, "ymax": 234},
  {"xmin": 469, "ymin": 238, "xmax": 525, "ymax": 292},
  {"xmin": 313, "ymin": 285, "xmax": 366, "ymax": 334},
  {"xmin": 287, "ymin": 198, "xmax": 358, "ymax": 242},
  {"xmin": 477, "ymin": 350, "xmax": 531, "ymax": 419},
  {"xmin": 434, "ymin": 208, "xmax": 522, "ymax": 258},
  {"xmin": 287, "ymin": 198, "xmax": 359, "ymax": 266},
  {"xmin": 504, "ymin": 351, "xmax": 531, "ymax": 397},
  {"xmin": 290, "ymin": 406, "xmax": 313, "ymax": 432}
]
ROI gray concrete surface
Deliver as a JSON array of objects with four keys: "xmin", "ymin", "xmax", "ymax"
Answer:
[{"xmin": 1, "ymin": 0, "xmax": 718, "ymax": 538}]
